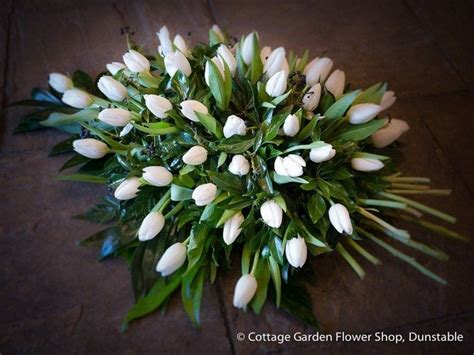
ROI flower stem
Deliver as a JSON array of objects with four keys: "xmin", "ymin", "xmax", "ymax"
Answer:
[
  {"xmin": 386, "ymin": 189, "xmax": 452, "ymax": 196},
  {"xmin": 250, "ymin": 249, "xmax": 260, "ymax": 275},
  {"xmin": 357, "ymin": 207, "xmax": 410, "ymax": 239},
  {"xmin": 346, "ymin": 238, "xmax": 381, "ymax": 265},
  {"xmin": 164, "ymin": 201, "xmax": 184, "ymax": 219},
  {"xmin": 390, "ymin": 183, "xmax": 430, "ymax": 190},
  {"xmin": 152, "ymin": 190, "xmax": 171, "ymax": 213},
  {"xmin": 335, "ymin": 243, "xmax": 366, "ymax": 279},
  {"xmin": 379, "ymin": 191, "xmax": 456, "ymax": 223},
  {"xmin": 359, "ymin": 199, "xmax": 407, "ymax": 209},
  {"xmin": 383, "ymin": 176, "xmax": 431, "ymax": 183}
]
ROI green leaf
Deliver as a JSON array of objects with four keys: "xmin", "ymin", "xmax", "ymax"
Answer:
[
  {"xmin": 207, "ymin": 58, "xmax": 227, "ymax": 111},
  {"xmin": 216, "ymin": 136, "xmax": 255, "ymax": 154},
  {"xmin": 307, "ymin": 194, "xmax": 326, "ymax": 223},
  {"xmin": 72, "ymin": 70, "xmax": 95, "ymax": 93},
  {"xmin": 353, "ymin": 82, "xmax": 387, "ymax": 105},
  {"xmin": 40, "ymin": 109, "xmax": 97, "ymax": 128},
  {"xmin": 132, "ymin": 121, "xmax": 179, "ymax": 135},
  {"xmin": 196, "ymin": 112, "xmax": 223, "ymax": 138},
  {"xmin": 74, "ymin": 196, "xmax": 119, "ymax": 223},
  {"xmin": 337, "ymin": 118, "xmax": 388, "ymax": 141},
  {"xmin": 57, "ymin": 173, "xmax": 108, "ymax": 184},
  {"xmin": 295, "ymin": 114, "xmax": 320, "ymax": 142},
  {"xmin": 59, "ymin": 154, "xmax": 89, "ymax": 171},
  {"xmin": 272, "ymin": 172, "xmax": 309, "ymax": 185},
  {"xmin": 181, "ymin": 264, "xmax": 206, "ymax": 326},
  {"xmin": 250, "ymin": 33, "xmax": 263, "ymax": 83},
  {"xmin": 324, "ymin": 90, "xmax": 360, "ymax": 119},
  {"xmin": 217, "ymin": 152, "xmax": 227, "ymax": 168},
  {"xmin": 283, "ymin": 140, "xmax": 326, "ymax": 154},
  {"xmin": 268, "ymin": 256, "xmax": 281, "ymax": 307},
  {"xmin": 250, "ymin": 258, "xmax": 271, "ymax": 314},
  {"xmin": 279, "ymin": 280, "xmax": 320, "ymax": 330},
  {"xmin": 171, "ymin": 184, "xmax": 193, "ymax": 201},
  {"xmin": 49, "ymin": 134, "xmax": 79, "ymax": 156},
  {"xmin": 207, "ymin": 171, "xmax": 243, "ymax": 193}
]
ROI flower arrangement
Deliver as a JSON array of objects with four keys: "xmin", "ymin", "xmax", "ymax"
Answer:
[{"xmin": 12, "ymin": 25, "xmax": 467, "ymax": 330}]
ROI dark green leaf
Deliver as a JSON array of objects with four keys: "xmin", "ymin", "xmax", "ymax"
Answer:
[{"xmin": 324, "ymin": 90, "xmax": 360, "ymax": 119}]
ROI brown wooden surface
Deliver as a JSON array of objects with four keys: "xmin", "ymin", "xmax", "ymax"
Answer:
[{"xmin": 1, "ymin": 0, "xmax": 473, "ymax": 354}]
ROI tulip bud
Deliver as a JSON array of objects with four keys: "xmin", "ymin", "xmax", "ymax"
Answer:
[
  {"xmin": 204, "ymin": 56, "xmax": 225, "ymax": 86},
  {"xmin": 62, "ymin": 89, "xmax": 92, "ymax": 108},
  {"xmin": 142, "ymin": 166, "xmax": 173, "ymax": 187},
  {"xmin": 223, "ymin": 115, "xmax": 247, "ymax": 138},
  {"xmin": 217, "ymin": 44, "xmax": 237, "ymax": 76},
  {"xmin": 144, "ymin": 94, "xmax": 173, "ymax": 118},
  {"xmin": 309, "ymin": 143, "xmax": 336, "ymax": 163},
  {"xmin": 233, "ymin": 274, "xmax": 258, "ymax": 309},
  {"xmin": 303, "ymin": 57, "xmax": 319, "ymax": 74},
  {"xmin": 285, "ymin": 235, "xmax": 307, "ymax": 268},
  {"xmin": 265, "ymin": 70, "xmax": 288, "ymax": 97},
  {"xmin": 351, "ymin": 157, "xmax": 384, "ymax": 172},
  {"xmin": 122, "ymin": 49, "xmax": 150, "ymax": 73},
  {"xmin": 260, "ymin": 46, "xmax": 272, "ymax": 64},
  {"xmin": 305, "ymin": 57, "xmax": 333, "ymax": 86},
  {"xmin": 223, "ymin": 212, "xmax": 244, "ymax": 245},
  {"xmin": 347, "ymin": 103, "xmax": 381, "ymax": 124},
  {"xmin": 157, "ymin": 26, "xmax": 173, "ymax": 56},
  {"xmin": 274, "ymin": 154, "xmax": 306, "ymax": 177},
  {"xmin": 380, "ymin": 90, "xmax": 397, "ymax": 111},
  {"xmin": 180, "ymin": 100, "xmax": 209, "ymax": 122},
  {"xmin": 328, "ymin": 204, "xmax": 353, "ymax": 234},
  {"xmin": 183, "ymin": 146, "xmax": 208, "ymax": 165},
  {"xmin": 106, "ymin": 62, "xmax": 126, "ymax": 75},
  {"xmin": 98, "ymin": 108, "xmax": 131, "ymax": 127},
  {"xmin": 302, "ymin": 83, "xmax": 321, "ymax": 111},
  {"xmin": 138, "ymin": 211, "xmax": 165, "ymax": 241},
  {"xmin": 156, "ymin": 242, "xmax": 187, "ymax": 276},
  {"xmin": 98, "ymin": 76, "xmax": 128, "ymax": 101},
  {"xmin": 371, "ymin": 119, "xmax": 409, "ymax": 148},
  {"xmin": 173, "ymin": 34, "xmax": 190, "ymax": 57},
  {"xmin": 325, "ymin": 69, "xmax": 345, "ymax": 99},
  {"xmin": 48, "ymin": 73, "xmax": 73, "ymax": 93},
  {"xmin": 264, "ymin": 47, "xmax": 289, "ymax": 77},
  {"xmin": 114, "ymin": 177, "xmax": 141, "ymax": 200},
  {"xmin": 211, "ymin": 24, "xmax": 225, "ymax": 42},
  {"xmin": 228, "ymin": 155, "xmax": 250, "ymax": 176},
  {"xmin": 119, "ymin": 123, "xmax": 134, "ymax": 137},
  {"xmin": 260, "ymin": 200, "xmax": 283, "ymax": 228},
  {"xmin": 282, "ymin": 114, "xmax": 300, "ymax": 137},
  {"xmin": 164, "ymin": 50, "xmax": 192, "ymax": 77},
  {"xmin": 72, "ymin": 138, "xmax": 108, "ymax": 159},
  {"xmin": 241, "ymin": 33, "xmax": 256, "ymax": 65},
  {"xmin": 192, "ymin": 183, "xmax": 217, "ymax": 206}
]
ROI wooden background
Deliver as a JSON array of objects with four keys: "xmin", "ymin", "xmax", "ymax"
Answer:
[{"xmin": 1, "ymin": 0, "xmax": 473, "ymax": 353}]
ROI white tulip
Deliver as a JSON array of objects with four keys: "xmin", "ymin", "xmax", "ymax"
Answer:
[
  {"xmin": 72, "ymin": 138, "xmax": 108, "ymax": 159},
  {"xmin": 138, "ymin": 211, "xmax": 165, "ymax": 241},
  {"xmin": 303, "ymin": 57, "xmax": 319, "ymax": 75},
  {"xmin": 173, "ymin": 34, "xmax": 189, "ymax": 57},
  {"xmin": 228, "ymin": 155, "xmax": 250, "ymax": 176},
  {"xmin": 144, "ymin": 94, "xmax": 173, "ymax": 118},
  {"xmin": 62, "ymin": 89, "xmax": 92, "ymax": 108},
  {"xmin": 119, "ymin": 123, "xmax": 134, "ymax": 137},
  {"xmin": 264, "ymin": 47, "xmax": 288, "ymax": 77},
  {"xmin": 48, "ymin": 73, "xmax": 73, "ymax": 93},
  {"xmin": 325, "ymin": 69, "xmax": 345, "ymax": 99},
  {"xmin": 233, "ymin": 274, "xmax": 258, "ymax": 309},
  {"xmin": 211, "ymin": 24, "xmax": 225, "ymax": 42},
  {"xmin": 371, "ymin": 119, "xmax": 410, "ymax": 148},
  {"xmin": 114, "ymin": 177, "xmax": 141, "ymax": 200},
  {"xmin": 98, "ymin": 108, "xmax": 131, "ymax": 127},
  {"xmin": 265, "ymin": 70, "xmax": 288, "ymax": 97},
  {"xmin": 106, "ymin": 62, "xmax": 126, "ymax": 75},
  {"xmin": 285, "ymin": 235, "xmax": 307, "ymax": 268},
  {"xmin": 157, "ymin": 26, "xmax": 173, "ymax": 56},
  {"xmin": 142, "ymin": 166, "xmax": 173, "ymax": 187},
  {"xmin": 347, "ymin": 103, "xmax": 381, "ymax": 124},
  {"xmin": 274, "ymin": 154, "xmax": 306, "ymax": 177},
  {"xmin": 98, "ymin": 76, "xmax": 128, "ymax": 101},
  {"xmin": 380, "ymin": 90, "xmax": 397, "ymax": 111},
  {"xmin": 241, "ymin": 33, "xmax": 256, "ymax": 65},
  {"xmin": 192, "ymin": 183, "xmax": 217, "ymax": 206},
  {"xmin": 223, "ymin": 212, "xmax": 244, "ymax": 245},
  {"xmin": 351, "ymin": 157, "xmax": 384, "ymax": 172},
  {"xmin": 217, "ymin": 44, "xmax": 237, "ymax": 76},
  {"xmin": 223, "ymin": 115, "xmax": 247, "ymax": 138},
  {"xmin": 282, "ymin": 114, "xmax": 300, "ymax": 137},
  {"xmin": 260, "ymin": 46, "xmax": 272, "ymax": 64},
  {"xmin": 302, "ymin": 83, "xmax": 322, "ymax": 111},
  {"xmin": 328, "ymin": 204, "xmax": 353, "ymax": 235},
  {"xmin": 260, "ymin": 200, "xmax": 283, "ymax": 228},
  {"xmin": 123, "ymin": 49, "xmax": 150, "ymax": 73},
  {"xmin": 180, "ymin": 100, "xmax": 209, "ymax": 122},
  {"xmin": 164, "ymin": 50, "xmax": 192, "ymax": 77},
  {"xmin": 156, "ymin": 242, "xmax": 187, "ymax": 276},
  {"xmin": 305, "ymin": 57, "xmax": 333, "ymax": 86},
  {"xmin": 183, "ymin": 146, "xmax": 208, "ymax": 165},
  {"xmin": 204, "ymin": 56, "xmax": 225, "ymax": 86},
  {"xmin": 309, "ymin": 143, "xmax": 336, "ymax": 163}
]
